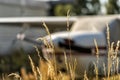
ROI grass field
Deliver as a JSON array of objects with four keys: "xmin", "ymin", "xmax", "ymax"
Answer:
[{"xmin": 1, "ymin": 15, "xmax": 120, "ymax": 80}]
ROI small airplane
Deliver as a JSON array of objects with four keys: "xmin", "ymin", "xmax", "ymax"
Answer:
[
  {"xmin": 39, "ymin": 15, "xmax": 120, "ymax": 78},
  {"xmin": 0, "ymin": 15, "xmax": 120, "ymax": 78},
  {"xmin": 10, "ymin": 15, "xmax": 120, "ymax": 78}
]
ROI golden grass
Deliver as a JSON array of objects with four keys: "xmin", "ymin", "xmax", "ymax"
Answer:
[
  {"xmin": 8, "ymin": 73, "xmax": 22, "ymax": 80},
  {"xmin": 28, "ymin": 55, "xmax": 38, "ymax": 80},
  {"xmin": 2, "ymin": 15, "xmax": 120, "ymax": 80}
]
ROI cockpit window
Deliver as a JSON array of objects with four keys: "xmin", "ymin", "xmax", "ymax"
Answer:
[{"xmin": 71, "ymin": 17, "xmax": 114, "ymax": 32}]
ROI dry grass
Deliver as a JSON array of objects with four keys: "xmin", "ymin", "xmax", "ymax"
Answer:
[
  {"xmin": 16, "ymin": 28, "xmax": 120, "ymax": 80},
  {"xmin": 19, "ymin": 23, "xmax": 120, "ymax": 80},
  {"xmin": 2, "ymin": 16, "xmax": 120, "ymax": 80},
  {"xmin": 15, "ymin": 14, "xmax": 77, "ymax": 80}
]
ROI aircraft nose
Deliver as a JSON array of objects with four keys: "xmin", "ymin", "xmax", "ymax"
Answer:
[{"xmin": 17, "ymin": 33, "xmax": 25, "ymax": 40}]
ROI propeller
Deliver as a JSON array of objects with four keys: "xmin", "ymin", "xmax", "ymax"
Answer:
[
  {"xmin": 6, "ymin": 24, "xmax": 29, "ymax": 54},
  {"xmin": 12, "ymin": 23, "xmax": 29, "ymax": 44},
  {"xmin": 16, "ymin": 32, "xmax": 48, "ymax": 61},
  {"xmin": 16, "ymin": 32, "xmax": 43, "ymax": 45},
  {"xmin": 15, "ymin": 25, "xmax": 47, "ymax": 61},
  {"xmin": 4, "ymin": 23, "xmax": 47, "ymax": 61}
]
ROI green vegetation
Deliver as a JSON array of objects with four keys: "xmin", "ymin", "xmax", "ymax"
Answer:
[
  {"xmin": 73, "ymin": 0, "xmax": 100, "ymax": 15},
  {"xmin": 54, "ymin": 0, "xmax": 100, "ymax": 16},
  {"xmin": 53, "ymin": 0, "xmax": 120, "ymax": 16},
  {"xmin": 54, "ymin": 4, "xmax": 73, "ymax": 16},
  {"xmin": 106, "ymin": 0, "xmax": 120, "ymax": 14}
]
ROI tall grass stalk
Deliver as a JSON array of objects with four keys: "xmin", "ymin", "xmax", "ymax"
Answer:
[
  {"xmin": 2, "ymin": 74, "xmax": 5, "ymax": 80},
  {"xmin": 94, "ymin": 39, "xmax": 99, "ymax": 80},
  {"xmin": 103, "ymin": 63, "xmax": 107, "ymax": 77},
  {"xmin": 28, "ymin": 55, "xmax": 37, "ymax": 80},
  {"xmin": 64, "ymin": 52, "xmax": 77, "ymax": 80},
  {"xmin": 106, "ymin": 24, "xmax": 111, "ymax": 80},
  {"xmin": 64, "ymin": 52, "xmax": 69, "ymax": 72},
  {"xmin": 66, "ymin": 10, "xmax": 77, "ymax": 80},
  {"xmin": 67, "ymin": 9, "xmax": 70, "ymax": 31},
  {"xmin": 42, "ymin": 21, "xmax": 54, "ymax": 49},
  {"xmin": 36, "ymin": 67, "xmax": 42, "ymax": 80},
  {"xmin": 8, "ymin": 73, "xmax": 22, "ymax": 80},
  {"xmin": 66, "ymin": 9, "xmax": 72, "ymax": 55},
  {"xmin": 34, "ymin": 46, "xmax": 41, "ymax": 59},
  {"xmin": 94, "ymin": 62, "xmax": 98, "ymax": 80},
  {"xmin": 84, "ymin": 71, "xmax": 88, "ymax": 80},
  {"xmin": 42, "ymin": 21, "xmax": 57, "ymax": 77},
  {"xmin": 94, "ymin": 39, "xmax": 99, "ymax": 65}
]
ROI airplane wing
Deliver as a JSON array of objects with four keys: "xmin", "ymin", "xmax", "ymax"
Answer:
[
  {"xmin": 0, "ymin": 17, "xmax": 77, "ymax": 24},
  {"xmin": 0, "ymin": 17, "xmax": 77, "ymax": 55}
]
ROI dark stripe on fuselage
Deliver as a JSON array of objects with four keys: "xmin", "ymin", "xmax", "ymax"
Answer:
[{"xmin": 59, "ymin": 42, "xmax": 107, "ymax": 53}]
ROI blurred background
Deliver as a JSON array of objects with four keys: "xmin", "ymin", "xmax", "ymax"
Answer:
[
  {"xmin": 0, "ymin": 0, "xmax": 120, "ymax": 77},
  {"xmin": 0, "ymin": 0, "xmax": 119, "ymax": 17}
]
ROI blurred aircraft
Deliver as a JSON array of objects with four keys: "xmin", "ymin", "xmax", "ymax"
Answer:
[
  {"xmin": 41, "ymin": 15, "xmax": 120, "ymax": 78},
  {"xmin": 0, "ymin": 15, "xmax": 120, "ymax": 78}
]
